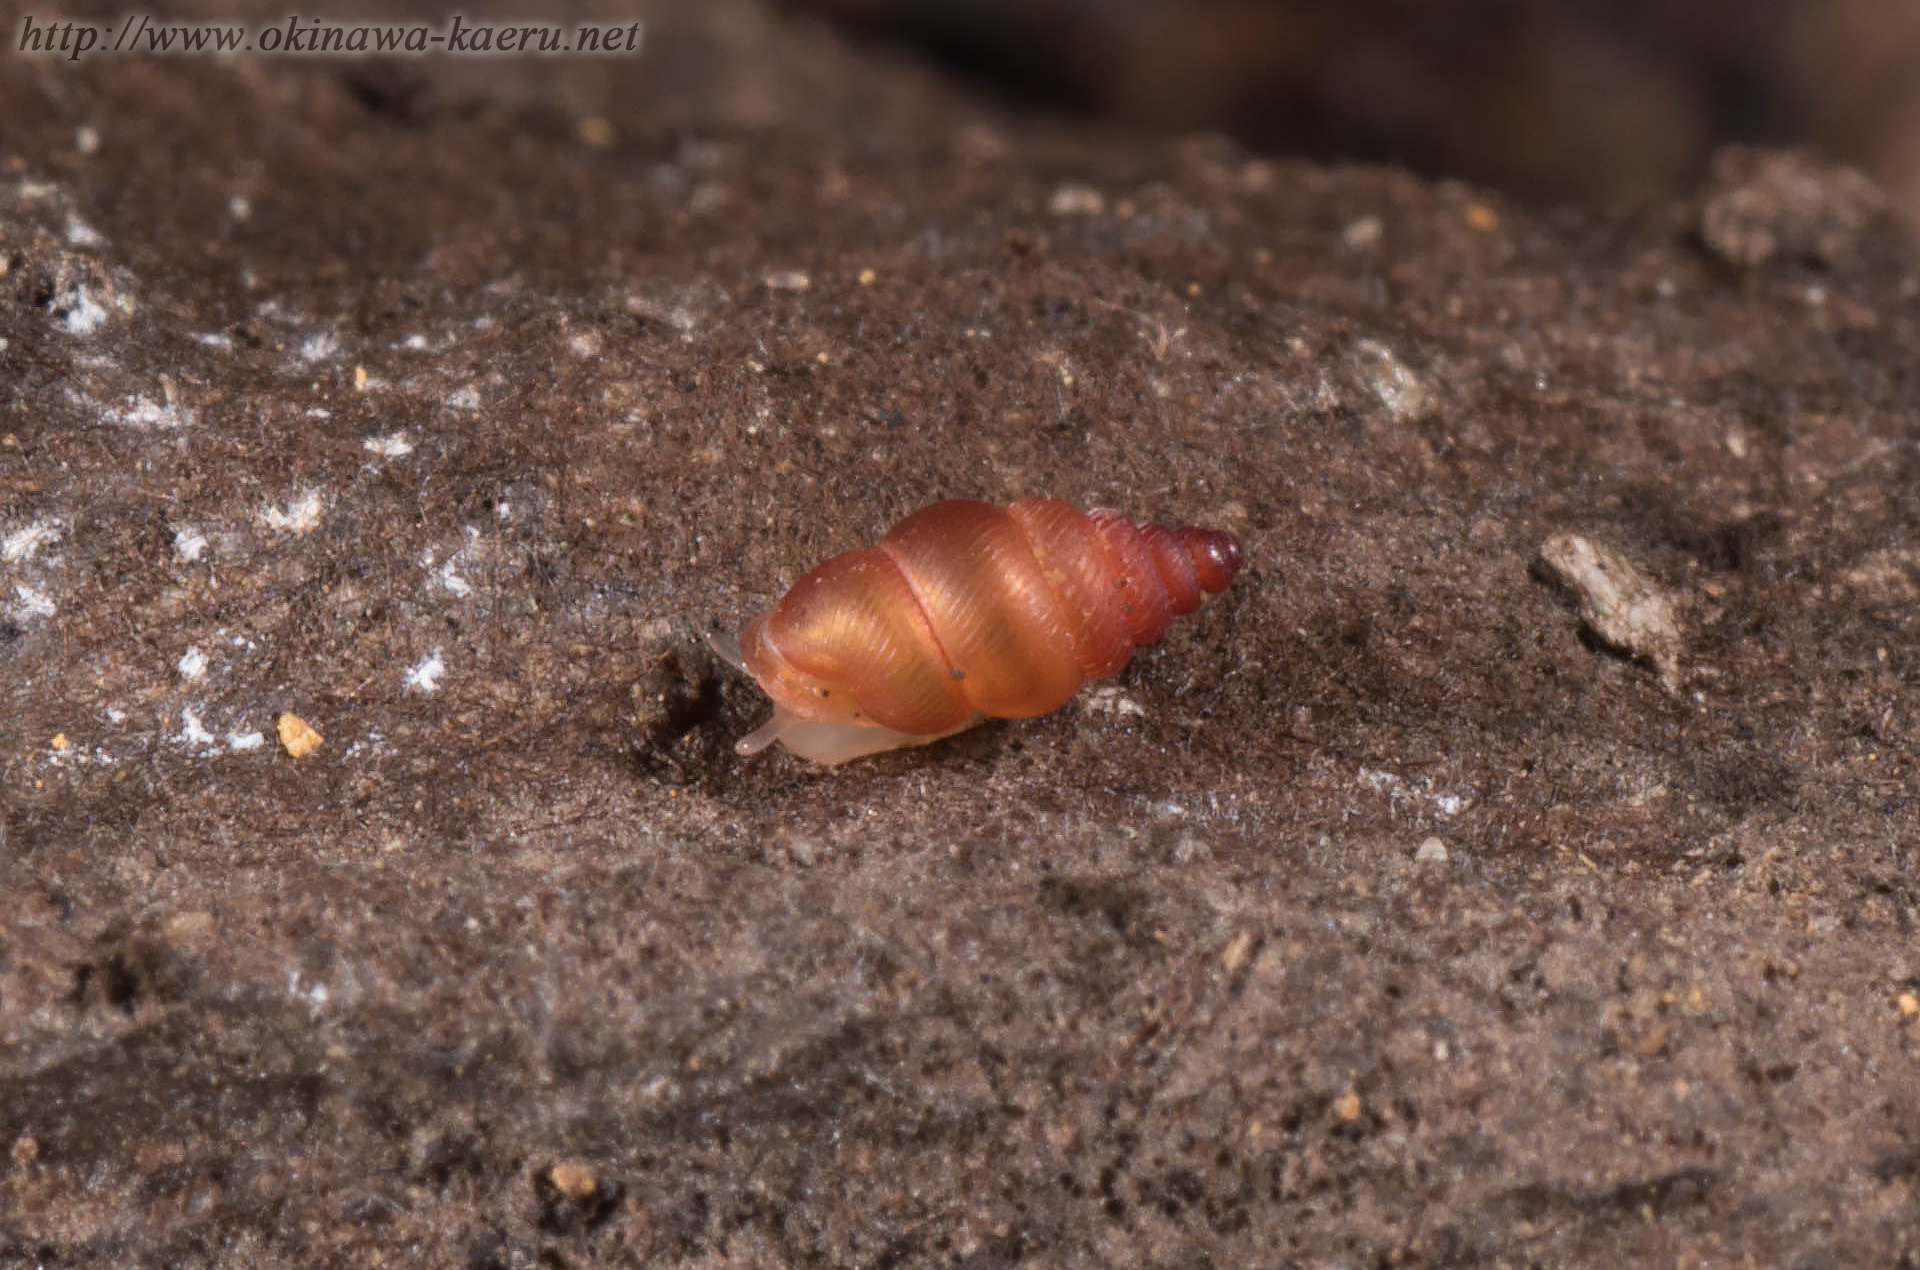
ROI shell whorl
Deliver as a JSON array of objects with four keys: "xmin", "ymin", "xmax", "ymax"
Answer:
[{"xmin": 739, "ymin": 497, "xmax": 1242, "ymax": 744}]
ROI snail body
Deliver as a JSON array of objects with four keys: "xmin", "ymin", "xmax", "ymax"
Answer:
[{"xmin": 717, "ymin": 497, "xmax": 1243, "ymax": 765}]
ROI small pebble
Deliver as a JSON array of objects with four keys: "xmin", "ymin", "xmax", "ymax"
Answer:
[
  {"xmin": 1539, "ymin": 533, "xmax": 1684, "ymax": 691},
  {"xmin": 277, "ymin": 712, "xmax": 323, "ymax": 758},
  {"xmin": 1353, "ymin": 339, "xmax": 1431, "ymax": 422},
  {"xmin": 1047, "ymin": 184, "xmax": 1104, "ymax": 216},
  {"xmin": 1697, "ymin": 149, "xmax": 1886, "ymax": 269},
  {"xmin": 546, "ymin": 1162, "xmax": 599, "ymax": 1201},
  {"xmin": 1342, "ymin": 215, "xmax": 1383, "ymax": 249},
  {"xmin": 1414, "ymin": 836, "xmax": 1449, "ymax": 863}
]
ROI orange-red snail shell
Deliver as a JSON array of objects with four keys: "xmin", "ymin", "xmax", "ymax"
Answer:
[{"xmin": 710, "ymin": 497, "xmax": 1243, "ymax": 765}]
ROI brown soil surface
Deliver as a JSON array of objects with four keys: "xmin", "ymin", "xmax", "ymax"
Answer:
[{"xmin": 3, "ymin": 3, "xmax": 1917, "ymax": 1266}]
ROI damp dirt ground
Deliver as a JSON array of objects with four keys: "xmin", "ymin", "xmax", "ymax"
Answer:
[{"xmin": 2, "ymin": 3, "xmax": 1917, "ymax": 1266}]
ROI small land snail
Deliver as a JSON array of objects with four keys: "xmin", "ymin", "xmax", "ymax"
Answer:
[{"xmin": 710, "ymin": 497, "xmax": 1243, "ymax": 764}]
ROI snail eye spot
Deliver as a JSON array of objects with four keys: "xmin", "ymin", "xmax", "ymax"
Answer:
[
  {"xmin": 817, "ymin": 687, "xmax": 832, "ymax": 697},
  {"xmin": 951, "ymin": 668, "xmax": 966, "ymax": 679}
]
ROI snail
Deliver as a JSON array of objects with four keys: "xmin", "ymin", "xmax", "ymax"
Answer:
[{"xmin": 710, "ymin": 497, "xmax": 1243, "ymax": 765}]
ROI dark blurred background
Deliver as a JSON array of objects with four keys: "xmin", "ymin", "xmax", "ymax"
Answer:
[{"xmin": 782, "ymin": 0, "xmax": 1920, "ymax": 215}]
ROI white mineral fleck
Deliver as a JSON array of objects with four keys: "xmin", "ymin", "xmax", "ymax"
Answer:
[
  {"xmin": 2, "ymin": 520, "xmax": 62, "ymax": 563},
  {"xmin": 260, "ymin": 489, "xmax": 326, "ymax": 535},
  {"xmin": 404, "ymin": 651, "xmax": 445, "ymax": 693}
]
